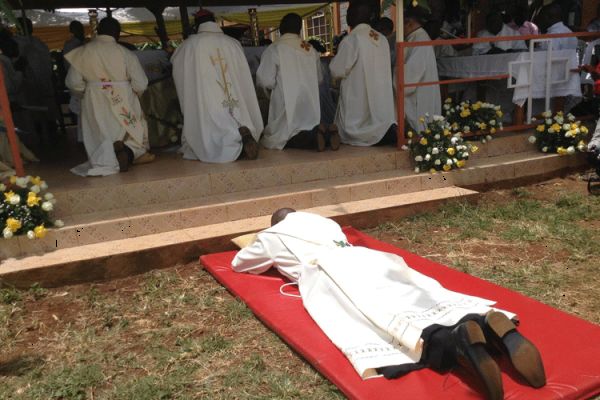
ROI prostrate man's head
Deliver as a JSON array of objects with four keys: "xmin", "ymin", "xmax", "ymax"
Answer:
[
  {"xmin": 69, "ymin": 20, "xmax": 85, "ymax": 42},
  {"xmin": 280, "ymin": 13, "xmax": 302, "ymax": 35},
  {"xmin": 98, "ymin": 17, "xmax": 121, "ymax": 40},
  {"xmin": 16, "ymin": 17, "xmax": 33, "ymax": 36},
  {"xmin": 271, "ymin": 208, "xmax": 296, "ymax": 226},
  {"xmin": 346, "ymin": 4, "xmax": 371, "ymax": 29},
  {"xmin": 374, "ymin": 17, "xmax": 394, "ymax": 36},
  {"xmin": 485, "ymin": 11, "xmax": 504, "ymax": 35}
]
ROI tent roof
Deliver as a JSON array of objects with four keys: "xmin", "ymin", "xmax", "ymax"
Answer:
[{"xmin": 9, "ymin": 0, "xmax": 331, "ymax": 8}]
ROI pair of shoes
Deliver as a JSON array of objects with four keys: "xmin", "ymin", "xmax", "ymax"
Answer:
[
  {"xmin": 133, "ymin": 152, "xmax": 156, "ymax": 165},
  {"xmin": 483, "ymin": 311, "xmax": 546, "ymax": 388},
  {"xmin": 452, "ymin": 321, "xmax": 504, "ymax": 400},
  {"xmin": 239, "ymin": 126, "xmax": 259, "ymax": 160},
  {"xmin": 113, "ymin": 140, "xmax": 129, "ymax": 172},
  {"xmin": 316, "ymin": 124, "xmax": 341, "ymax": 152}
]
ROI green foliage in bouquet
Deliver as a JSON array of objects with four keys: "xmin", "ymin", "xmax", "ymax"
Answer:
[
  {"xmin": 443, "ymin": 98, "xmax": 503, "ymax": 143},
  {"xmin": 1, "ymin": 175, "xmax": 63, "ymax": 240},
  {"xmin": 405, "ymin": 115, "xmax": 479, "ymax": 174},
  {"xmin": 529, "ymin": 111, "xmax": 589, "ymax": 155}
]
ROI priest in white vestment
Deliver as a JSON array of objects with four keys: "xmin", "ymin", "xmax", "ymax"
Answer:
[
  {"xmin": 399, "ymin": 3, "xmax": 442, "ymax": 132},
  {"xmin": 257, "ymin": 13, "xmax": 339, "ymax": 151},
  {"xmin": 537, "ymin": 4, "xmax": 578, "ymax": 51},
  {"xmin": 472, "ymin": 12, "xmax": 528, "ymax": 55},
  {"xmin": 232, "ymin": 209, "xmax": 546, "ymax": 399},
  {"xmin": 330, "ymin": 4, "xmax": 396, "ymax": 146},
  {"xmin": 172, "ymin": 10, "xmax": 263, "ymax": 163},
  {"xmin": 65, "ymin": 18, "xmax": 152, "ymax": 176}
]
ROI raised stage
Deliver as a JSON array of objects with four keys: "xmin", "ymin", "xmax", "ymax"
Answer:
[{"xmin": 0, "ymin": 130, "xmax": 588, "ymax": 287}]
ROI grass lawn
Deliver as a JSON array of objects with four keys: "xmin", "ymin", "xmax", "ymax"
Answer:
[{"xmin": 1, "ymin": 175, "xmax": 599, "ymax": 399}]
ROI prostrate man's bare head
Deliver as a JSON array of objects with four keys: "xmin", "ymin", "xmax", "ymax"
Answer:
[
  {"xmin": 98, "ymin": 17, "xmax": 121, "ymax": 41},
  {"xmin": 271, "ymin": 208, "xmax": 296, "ymax": 226}
]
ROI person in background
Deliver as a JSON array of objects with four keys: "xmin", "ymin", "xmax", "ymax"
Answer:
[
  {"xmin": 472, "ymin": 12, "xmax": 527, "ymax": 55},
  {"xmin": 511, "ymin": 6, "xmax": 539, "ymax": 37},
  {"xmin": 423, "ymin": 19, "xmax": 457, "ymax": 58},
  {"xmin": 63, "ymin": 21, "xmax": 85, "ymax": 57},
  {"xmin": 536, "ymin": 3, "xmax": 578, "ymax": 51},
  {"xmin": 586, "ymin": 4, "xmax": 600, "ymax": 33},
  {"xmin": 308, "ymin": 38, "xmax": 337, "ymax": 127},
  {"xmin": 374, "ymin": 17, "xmax": 396, "ymax": 70}
]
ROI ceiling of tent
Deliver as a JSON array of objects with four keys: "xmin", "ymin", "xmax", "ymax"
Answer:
[{"xmin": 8, "ymin": 0, "xmax": 336, "ymax": 8}]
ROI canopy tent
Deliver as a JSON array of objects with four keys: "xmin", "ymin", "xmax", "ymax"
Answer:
[{"xmin": 217, "ymin": 3, "xmax": 326, "ymax": 28}]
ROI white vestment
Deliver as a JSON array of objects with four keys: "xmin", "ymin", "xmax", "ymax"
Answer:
[
  {"xmin": 330, "ymin": 24, "xmax": 396, "ymax": 146},
  {"xmin": 172, "ymin": 22, "xmax": 263, "ymax": 163},
  {"xmin": 256, "ymin": 34, "xmax": 322, "ymax": 150},
  {"xmin": 232, "ymin": 212, "xmax": 513, "ymax": 379},
  {"xmin": 540, "ymin": 22, "xmax": 578, "ymax": 51},
  {"xmin": 65, "ymin": 35, "xmax": 149, "ymax": 176},
  {"xmin": 472, "ymin": 24, "xmax": 528, "ymax": 55},
  {"xmin": 400, "ymin": 28, "xmax": 442, "ymax": 132}
]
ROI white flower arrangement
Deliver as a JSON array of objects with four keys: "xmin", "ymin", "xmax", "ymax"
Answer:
[
  {"xmin": 532, "ymin": 111, "xmax": 589, "ymax": 155},
  {"xmin": 1, "ymin": 175, "xmax": 62, "ymax": 240},
  {"xmin": 443, "ymin": 98, "xmax": 503, "ymax": 142},
  {"xmin": 407, "ymin": 114, "xmax": 479, "ymax": 174}
]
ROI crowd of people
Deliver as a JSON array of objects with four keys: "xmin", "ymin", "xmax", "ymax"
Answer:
[{"xmin": 0, "ymin": 0, "xmax": 599, "ymax": 177}]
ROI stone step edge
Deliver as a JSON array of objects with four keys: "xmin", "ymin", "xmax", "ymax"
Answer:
[{"xmin": 0, "ymin": 186, "xmax": 478, "ymax": 288}]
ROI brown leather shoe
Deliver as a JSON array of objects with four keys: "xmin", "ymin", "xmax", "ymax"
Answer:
[
  {"xmin": 328, "ymin": 124, "xmax": 341, "ymax": 151},
  {"xmin": 316, "ymin": 123, "xmax": 327, "ymax": 152},
  {"xmin": 453, "ymin": 321, "xmax": 504, "ymax": 400},
  {"xmin": 483, "ymin": 311, "xmax": 546, "ymax": 388},
  {"xmin": 239, "ymin": 126, "xmax": 259, "ymax": 160},
  {"xmin": 113, "ymin": 141, "xmax": 129, "ymax": 172}
]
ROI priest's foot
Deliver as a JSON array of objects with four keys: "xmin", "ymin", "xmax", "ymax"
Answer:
[
  {"xmin": 483, "ymin": 311, "xmax": 546, "ymax": 388},
  {"xmin": 113, "ymin": 141, "xmax": 130, "ymax": 172},
  {"xmin": 453, "ymin": 321, "xmax": 504, "ymax": 400},
  {"xmin": 239, "ymin": 127, "xmax": 259, "ymax": 160},
  {"xmin": 316, "ymin": 124, "xmax": 327, "ymax": 152},
  {"xmin": 133, "ymin": 152, "xmax": 156, "ymax": 165},
  {"xmin": 328, "ymin": 124, "xmax": 341, "ymax": 151}
]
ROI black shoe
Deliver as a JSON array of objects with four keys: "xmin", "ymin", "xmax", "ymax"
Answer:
[
  {"xmin": 316, "ymin": 123, "xmax": 327, "ymax": 152},
  {"xmin": 453, "ymin": 321, "xmax": 504, "ymax": 400},
  {"xmin": 483, "ymin": 311, "xmax": 546, "ymax": 388},
  {"xmin": 113, "ymin": 140, "xmax": 129, "ymax": 172},
  {"xmin": 328, "ymin": 124, "xmax": 341, "ymax": 151},
  {"xmin": 239, "ymin": 127, "xmax": 259, "ymax": 160}
]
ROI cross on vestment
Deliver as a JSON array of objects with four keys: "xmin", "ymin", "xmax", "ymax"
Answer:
[
  {"xmin": 210, "ymin": 48, "xmax": 240, "ymax": 116},
  {"xmin": 369, "ymin": 30, "xmax": 380, "ymax": 41},
  {"xmin": 300, "ymin": 41, "xmax": 311, "ymax": 52}
]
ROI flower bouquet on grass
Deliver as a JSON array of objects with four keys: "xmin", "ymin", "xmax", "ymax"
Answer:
[
  {"xmin": 529, "ymin": 111, "xmax": 588, "ymax": 155},
  {"xmin": 1, "ymin": 175, "xmax": 63, "ymax": 240},
  {"xmin": 443, "ymin": 98, "xmax": 503, "ymax": 143},
  {"xmin": 406, "ymin": 115, "xmax": 479, "ymax": 174}
]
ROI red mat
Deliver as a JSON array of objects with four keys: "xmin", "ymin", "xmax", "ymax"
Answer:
[{"xmin": 200, "ymin": 227, "xmax": 600, "ymax": 400}]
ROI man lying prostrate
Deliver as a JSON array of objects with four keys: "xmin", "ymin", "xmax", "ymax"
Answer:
[{"xmin": 232, "ymin": 209, "xmax": 546, "ymax": 400}]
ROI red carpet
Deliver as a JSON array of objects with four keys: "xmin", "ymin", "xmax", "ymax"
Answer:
[{"xmin": 200, "ymin": 227, "xmax": 600, "ymax": 400}]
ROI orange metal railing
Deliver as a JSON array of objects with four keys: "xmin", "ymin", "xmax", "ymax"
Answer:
[
  {"xmin": 0, "ymin": 67, "xmax": 24, "ymax": 176},
  {"xmin": 395, "ymin": 30, "xmax": 600, "ymax": 148}
]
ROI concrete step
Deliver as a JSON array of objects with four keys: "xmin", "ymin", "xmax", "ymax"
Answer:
[
  {"xmin": 46, "ymin": 130, "xmax": 536, "ymax": 219},
  {"xmin": 0, "ymin": 186, "xmax": 478, "ymax": 288},
  {"xmin": 1, "ymin": 149, "xmax": 587, "ymax": 261}
]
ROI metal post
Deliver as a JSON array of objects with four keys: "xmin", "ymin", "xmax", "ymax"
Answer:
[
  {"xmin": 179, "ymin": 6, "xmax": 191, "ymax": 39},
  {"xmin": 88, "ymin": 9, "xmax": 98, "ymax": 38},
  {"xmin": 0, "ymin": 68, "xmax": 24, "ymax": 176},
  {"xmin": 395, "ymin": 3, "xmax": 405, "ymax": 147},
  {"xmin": 248, "ymin": 8, "xmax": 259, "ymax": 46}
]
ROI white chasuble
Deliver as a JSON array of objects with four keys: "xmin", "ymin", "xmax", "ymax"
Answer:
[
  {"xmin": 65, "ymin": 35, "xmax": 149, "ymax": 176},
  {"xmin": 330, "ymin": 24, "xmax": 396, "ymax": 146},
  {"xmin": 232, "ymin": 212, "xmax": 514, "ymax": 379},
  {"xmin": 172, "ymin": 22, "xmax": 263, "ymax": 163},
  {"xmin": 400, "ymin": 27, "xmax": 442, "ymax": 132},
  {"xmin": 256, "ymin": 34, "xmax": 322, "ymax": 150}
]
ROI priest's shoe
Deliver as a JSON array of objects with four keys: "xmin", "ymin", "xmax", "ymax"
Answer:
[
  {"xmin": 113, "ymin": 140, "xmax": 130, "ymax": 172},
  {"xmin": 239, "ymin": 127, "xmax": 259, "ymax": 160},
  {"xmin": 316, "ymin": 123, "xmax": 327, "ymax": 152},
  {"xmin": 328, "ymin": 124, "xmax": 341, "ymax": 151},
  {"xmin": 452, "ymin": 320, "xmax": 504, "ymax": 400},
  {"xmin": 483, "ymin": 311, "xmax": 546, "ymax": 388}
]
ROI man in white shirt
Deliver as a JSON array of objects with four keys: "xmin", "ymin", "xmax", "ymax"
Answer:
[
  {"xmin": 256, "ymin": 13, "xmax": 340, "ymax": 152},
  {"xmin": 472, "ymin": 12, "xmax": 528, "ymax": 55},
  {"xmin": 537, "ymin": 3, "xmax": 578, "ymax": 51},
  {"xmin": 172, "ymin": 9, "xmax": 263, "ymax": 163},
  {"xmin": 330, "ymin": 4, "xmax": 396, "ymax": 146},
  {"xmin": 66, "ymin": 18, "xmax": 153, "ymax": 176},
  {"xmin": 232, "ymin": 208, "xmax": 546, "ymax": 400}
]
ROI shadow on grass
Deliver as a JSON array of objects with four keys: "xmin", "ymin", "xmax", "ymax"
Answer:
[{"xmin": 0, "ymin": 355, "xmax": 44, "ymax": 377}]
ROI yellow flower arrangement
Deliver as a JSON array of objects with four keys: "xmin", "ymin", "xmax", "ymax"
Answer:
[
  {"xmin": 444, "ymin": 99, "xmax": 503, "ymax": 142},
  {"xmin": 6, "ymin": 218, "xmax": 22, "ymax": 232},
  {"xmin": 447, "ymin": 147, "xmax": 456, "ymax": 156},
  {"xmin": 460, "ymin": 109, "xmax": 471, "ymax": 118},
  {"xmin": 532, "ymin": 111, "xmax": 588, "ymax": 155},
  {"xmin": 4, "ymin": 190, "xmax": 15, "ymax": 202},
  {"xmin": 34, "ymin": 225, "xmax": 47, "ymax": 239},
  {"xmin": 27, "ymin": 192, "xmax": 41, "ymax": 207},
  {"xmin": 420, "ymin": 137, "xmax": 428, "ymax": 145}
]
